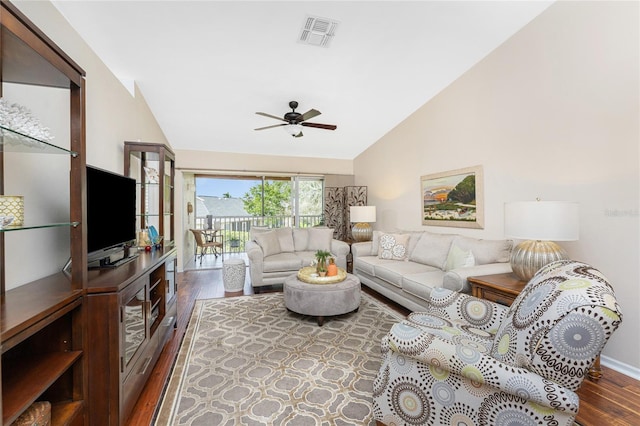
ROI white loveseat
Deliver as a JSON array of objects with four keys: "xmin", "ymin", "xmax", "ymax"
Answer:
[
  {"xmin": 246, "ymin": 226, "xmax": 350, "ymax": 291},
  {"xmin": 352, "ymin": 231, "xmax": 513, "ymax": 311}
]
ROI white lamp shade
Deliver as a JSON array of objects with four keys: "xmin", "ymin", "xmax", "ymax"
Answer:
[
  {"xmin": 350, "ymin": 205, "xmax": 376, "ymax": 223},
  {"xmin": 504, "ymin": 201, "xmax": 579, "ymax": 241}
]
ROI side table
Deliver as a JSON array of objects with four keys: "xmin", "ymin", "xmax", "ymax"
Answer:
[
  {"xmin": 468, "ymin": 272, "xmax": 526, "ymax": 306},
  {"xmin": 343, "ymin": 239, "xmax": 355, "ymax": 273},
  {"xmin": 468, "ymin": 272, "xmax": 602, "ymax": 382}
]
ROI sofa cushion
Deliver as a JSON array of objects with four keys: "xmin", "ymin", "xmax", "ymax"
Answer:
[
  {"xmin": 263, "ymin": 252, "xmax": 303, "ymax": 272},
  {"xmin": 296, "ymin": 251, "xmax": 317, "ymax": 268},
  {"xmin": 307, "ymin": 227, "xmax": 333, "ymax": 251},
  {"xmin": 254, "ymin": 230, "xmax": 281, "ymax": 257},
  {"xmin": 293, "ymin": 228, "xmax": 310, "ymax": 251},
  {"xmin": 377, "ymin": 233, "xmax": 410, "ymax": 260},
  {"xmin": 250, "ymin": 226, "xmax": 271, "ymax": 241},
  {"xmin": 452, "ymin": 235, "xmax": 512, "ymax": 265},
  {"xmin": 375, "ymin": 260, "xmax": 438, "ymax": 288},
  {"xmin": 445, "ymin": 244, "xmax": 476, "ymax": 271},
  {"xmin": 402, "ymin": 270, "xmax": 447, "ymax": 302},
  {"xmin": 353, "ymin": 255, "xmax": 380, "ymax": 276},
  {"xmin": 409, "ymin": 232, "xmax": 455, "ymax": 269},
  {"xmin": 275, "ymin": 227, "xmax": 295, "ymax": 252}
]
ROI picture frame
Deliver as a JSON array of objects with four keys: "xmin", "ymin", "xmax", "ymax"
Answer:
[{"xmin": 420, "ymin": 165, "xmax": 484, "ymax": 229}]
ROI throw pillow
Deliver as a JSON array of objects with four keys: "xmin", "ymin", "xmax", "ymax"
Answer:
[
  {"xmin": 275, "ymin": 227, "xmax": 295, "ymax": 252},
  {"xmin": 377, "ymin": 233, "xmax": 410, "ymax": 261},
  {"xmin": 409, "ymin": 232, "xmax": 455, "ymax": 269},
  {"xmin": 445, "ymin": 244, "xmax": 476, "ymax": 271},
  {"xmin": 250, "ymin": 226, "xmax": 271, "ymax": 241},
  {"xmin": 293, "ymin": 228, "xmax": 309, "ymax": 251},
  {"xmin": 307, "ymin": 227, "xmax": 333, "ymax": 252},
  {"xmin": 370, "ymin": 230, "xmax": 383, "ymax": 255},
  {"xmin": 452, "ymin": 236, "xmax": 513, "ymax": 265},
  {"xmin": 254, "ymin": 230, "xmax": 281, "ymax": 257}
]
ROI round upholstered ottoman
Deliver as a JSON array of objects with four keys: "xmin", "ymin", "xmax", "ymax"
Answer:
[
  {"xmin": 223, "ymin": 258, "xmax": 246, "ymax": 294},
  {"xmin": 284, "ymin": 273, "xmax": 361, "ymax": 326}
]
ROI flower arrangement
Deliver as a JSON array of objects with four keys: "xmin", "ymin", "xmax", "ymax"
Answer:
[{"xmin": 315, "ymin": 249, "xmax": 331, "ymax": 276}]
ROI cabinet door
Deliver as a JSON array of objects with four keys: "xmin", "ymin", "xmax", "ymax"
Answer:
[
  {"xmin": 121, "ymin": 275, "xmax": 149, "ymax": 376},
  {"xmin": 165, "ymin": 254, "xmax": 177, "ymax": 306}
]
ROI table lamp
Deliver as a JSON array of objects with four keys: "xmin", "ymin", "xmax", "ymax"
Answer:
[
  {"xmin": 350, "ymin": 205, "xmax": 376, "ymax": 242},
  {"xmin": 504, "ymin": 200, "xmax": 579, "ymax": 281}
]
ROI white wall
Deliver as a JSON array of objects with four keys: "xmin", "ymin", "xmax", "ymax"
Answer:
[
  {"xmin": 7, "ymin": 1, "xmax": 169, "ymax": 286},
  {"xmin": 12, "ymin": 1, "xmax": 169, "ymax": 173},
  {"xmin": 354, "ymin": 1, "xmax": 639, "ymax": 373}
]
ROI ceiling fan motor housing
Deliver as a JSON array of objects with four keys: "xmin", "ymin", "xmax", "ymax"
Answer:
[{"xmin": 284, "ymin": 111, "xmax": 302, "ymax": 122}]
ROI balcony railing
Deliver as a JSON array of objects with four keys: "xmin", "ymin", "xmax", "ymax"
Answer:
[{"xmin": 194, "ymin": 214, "xmax": 323, "ymax": 253}]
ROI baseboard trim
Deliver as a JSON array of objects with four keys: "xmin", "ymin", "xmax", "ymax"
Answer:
[{"xmin": 601, "ymin": 355, "xmax": 640, "ymax": 380}]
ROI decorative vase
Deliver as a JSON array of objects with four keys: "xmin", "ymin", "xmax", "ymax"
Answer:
[
  {"xmin": 316, "ymin": 259, "xmax": 327, "ymax": 275},
  {"xmin": 327, "ymin": 258, "xmax": 338, "ymax": 277}
]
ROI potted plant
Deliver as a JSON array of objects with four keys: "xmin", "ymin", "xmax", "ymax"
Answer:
[
  {"xmin": 315, "ymin": 249, "xmax": 331, "ymax": 276},
  {"xmin": 229, "ymin": 237, "xmax": 241, "ymax": 249}
]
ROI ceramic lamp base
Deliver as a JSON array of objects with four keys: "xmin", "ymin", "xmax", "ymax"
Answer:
[
  {"xmin": 352, "ymin": 222, "xmax": 372, "ymax": 242},
  {"xmin": 510, "ymin": 240, "xmax": 568, "ymax": 281}
]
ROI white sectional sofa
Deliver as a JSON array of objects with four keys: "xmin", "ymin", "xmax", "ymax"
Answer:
[
  {"xmin": 351, "ymin": 231, "xmax": 513, "ymax": 312},
  {"xmin": 246, "ymin": 226, "xmax": 350, "ymax": 291}
]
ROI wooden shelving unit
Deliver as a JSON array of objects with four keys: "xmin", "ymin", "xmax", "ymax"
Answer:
[
  {"xmin": 0, "ymin": 1, "xmax": 87, "ymax": 424},
  {"xmin": 124, "ymin": 142, "xmax": 175, "ymax": 245}
]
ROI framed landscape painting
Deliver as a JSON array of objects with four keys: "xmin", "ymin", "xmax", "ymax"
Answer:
[{"xmin": 420, "ymin": 165, "xmax": 484, "ymax": 229}]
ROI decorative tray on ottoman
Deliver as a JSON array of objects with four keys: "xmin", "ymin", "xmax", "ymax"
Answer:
[{"xmin": 297, "ymin": 266, "xmax": 347, "ymax": 284}]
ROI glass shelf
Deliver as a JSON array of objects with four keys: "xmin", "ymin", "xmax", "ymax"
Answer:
[
  {"xmin": 0, "ymin": 125, "xmax": 77, "ymax": 157},
  {"xmin": 0, "ymin": 221, "xmax": 80, "ymax": 232}
]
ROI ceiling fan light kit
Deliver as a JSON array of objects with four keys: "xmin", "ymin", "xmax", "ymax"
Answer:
[
  {"xmin": 285, "ymin": 124, "xmax": 303, "ymax": 138},
  {"xmin": 255, "ymin": 100, "xmax": 337, "ymax": 138}
]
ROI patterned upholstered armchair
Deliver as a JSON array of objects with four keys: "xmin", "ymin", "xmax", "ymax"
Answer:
[{"xmin": 373, "ymin": 260, "xmax": 622, "ymax": 426}]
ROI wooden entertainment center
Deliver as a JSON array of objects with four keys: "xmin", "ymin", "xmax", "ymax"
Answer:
[
  {"xmin": 0, "ymin": 2, "xmax": 177, "ymax": 425},
  {"xmin": 86, "ymin": 248, "xmax": 177, "ymax": 425}
]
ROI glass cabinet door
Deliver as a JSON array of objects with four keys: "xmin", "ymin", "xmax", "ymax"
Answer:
[
  {"xmin": 123, "ymin": 287, "xmax": 147, "ymax": 368},
  {"xmin": 124, "ymin": 142, "xmax": 175, "ymax": 246}
]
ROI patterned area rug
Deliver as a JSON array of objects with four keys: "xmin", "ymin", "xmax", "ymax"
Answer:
[{"xmin": 155, "ymin": 292, "xmax": 404, "ymax": 425}]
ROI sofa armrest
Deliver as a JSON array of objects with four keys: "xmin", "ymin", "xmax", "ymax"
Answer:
[
  {"xmin": 443, "ymin": 262, "xmax": 513, "ymax": 293},
  {"xmin": 351, "ymin": 241, "xmax": 372, "ymax": 259},
  {"xmin": 246, "ymin": 240, "xmax": 264, "ymax": 287},
  {"xmin": 330, "ymin": 239, "xmax": 350, "ymax": 270}
]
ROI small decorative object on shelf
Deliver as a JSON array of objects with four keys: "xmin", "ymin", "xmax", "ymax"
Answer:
[
  {"xmin": 138, "ymin": 229, "xmax": 151, "ymax": 247},
  {"xmin": 0, "ymin": 98, "xmax": 54, "ymax": 142},
  {"xmin": 0, "ymin": 216, "xmax": 14, "ymax": 229},
  {"xmin": 0, "ymin": 195, "xmax": 24, "ymax": 226},
  {"xmin": 143, "ymin": 166, "xmax": 159, "ymax": 184}
]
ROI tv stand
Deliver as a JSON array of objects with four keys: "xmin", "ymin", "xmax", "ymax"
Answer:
[{"xmin": 86, "ymin": 247, "xmax": 177, "ymax": 424}]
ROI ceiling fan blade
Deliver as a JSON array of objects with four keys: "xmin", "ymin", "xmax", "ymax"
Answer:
[
  {"xmin": 254, "ymin": 123, "xmax": 287, "ymax": 131},
  {"xmin": 256, "ymin": 112, "xmax": 287, "ymax": 122},
  {"xmin": 301, "ymin": 122, "xmax": 337, "ymax": 130},
  {"xmin": 299, "ymin": 109, "xmax": 321, "ymax": 122}
]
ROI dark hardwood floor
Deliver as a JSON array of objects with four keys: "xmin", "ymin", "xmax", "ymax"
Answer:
[{"xmin": 127, "ymin": 268, "xmax": 640, "ymax": 426}]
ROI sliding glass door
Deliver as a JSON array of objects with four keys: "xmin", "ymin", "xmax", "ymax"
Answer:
[{"xmin": 194, "ymin": 175, "xmax": 324, "ymax": 252}]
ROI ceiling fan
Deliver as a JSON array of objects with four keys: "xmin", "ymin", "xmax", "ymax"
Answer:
[{"xmin": 254, "ymin": 101, "xmax": 337, "ymax": 138}]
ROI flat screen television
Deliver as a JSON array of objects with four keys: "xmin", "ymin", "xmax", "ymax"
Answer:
[{"xmin": 86, "ymin": 165, "xmax": 138, "ymax": 268}]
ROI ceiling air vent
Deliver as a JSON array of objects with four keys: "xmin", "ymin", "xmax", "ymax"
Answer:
[{"xmin": 298, "ymin": 15, "xmax": 339, "ymax": 48}]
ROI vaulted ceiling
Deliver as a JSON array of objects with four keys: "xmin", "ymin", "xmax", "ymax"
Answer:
[{"xmin": 52, "ymin": 1, "xmax": 552, "ymax": 160}]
